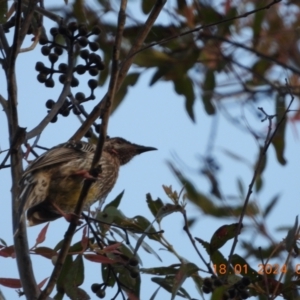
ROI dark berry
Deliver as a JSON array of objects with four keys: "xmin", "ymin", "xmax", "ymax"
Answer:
[
  {"xmin": 228, "ymin": 288, "xmax": 237, "ymax": 298},
  {"xmin": 50, "ymin": 27, "xmax": 59, "ymax": 36},
  {"xmin": 49, "ymin": 53, "xmax": 59, "ymax": 64},
  {"xmin": 54, "ymin": 47, "xmax": 63, "ymax": 55},
  {"xmin": 79, "ymin": 49, "xmax": 89, "ymax": 59},
  {"xmin": 84, "ymin": 129, "xmax": 92, "ymax": 138},
  {"xmin": 241, "ymin": 277, "xmax": 251, "ymax": 286},
  {"xmin": 72, "ymin": 106, "xmax": 82, "ymax": 115},
  {"xmin": 237, "ymin": 283, "xmax": 245, "ymax": 291},
  {"xmin": 96, "ymin": 60, "xmax": 105, "ymax": 70},
  {"xmin": 88, "ymin": 79, "xmax": 98, "ymax": 90},
  {"xmin": 78, "ymin": 37, "xmax": 88, "ymax": 47},
  {"xmin": 58, "ymin": 26, "xmax": 70, "ymax": 36},
  {"xmin": 91, "ymin": 26, "xmax": 101, "ymax": 35},
  {"xmin": 39, "ymin": 36, "xmax": 48, "ymax": 45},
  {"xmin": 94, "ymin": 124, "xmax": 101, "ymax": 133},
  {"xmin": 58, "ymin": 63, "xmax": 68, "ymax": 72},
  {"xmin": 222, "ymin": 292, "xmax": 230, "ymax": 300},
  {"xmin": 203, "ymin": 277, "xmax": 213, "ymax": 288},
  {"xmin": 88, "ymin": 67, "xmax": 99, "ymax": 76},
  {"xmin": 76, "ymin": 65, "xmax": 86, "ymax": 74},
  {"xmin": 91, "ymin": 283, "xmax": 101, "ymax": 293},
  {"xmin": 75, "ymin": 92, "xmax": 85, "ymax": 101},
  {"xmin": 88, "ymin": 53, "xmax": 97, "ymax": 63},
  {"xmin": 129, "ymin": 270, "xmax": 139, "ymax": 279},
  {"xmin": 89, "ymin": 41, "xmax": 99, "ymax": 52},
  {"xmin": 41, "ymin": 45, "xmax": 51, "ymax": 56},
  {"xmin": 60, "ymin": 108, "xmax": 70, "ymax": 117},
  {"xmin": 67, "ymin": 22, "xmax": 78, "ymax": 32},
  {"xmin": 27, "ymin": 25, "xmax": 33, "ymax": 35},
  {"xmin": 78, "ymin": 24, "xmax": 88, "ymax": 36},
  {"xmin": 35, "ymin": 62, "xmax": 45, "ymax": 71},
  {"xmin": 37, "ymin": 73, "xmax": 47, "ymax": 83},
  {"xmin": 59, "ymin": 74, "xmax": 66, "ymax": 84},
  {"xmin": 71, "ymin": 77, "xmax": 79, "ymax": 87},
  {"xmin": 46, "ymin": 99, "xmax": 55, "ymax": 109},
  {"xmin": 45, "ymin": 78, "xmax": 55, "ymax": 88},
  {"xmin": 240, "ymin": 290, "xmax": 250, "ymax": 299},
  {"xmin": 213, "ymin": 278, "xmax": 223, "ymax": 287},
  {"xmin": 202, "ymin": 286, "xmax": 211, "ymax": 294},
  {"xmin": 128, "ymin": 257, "xmax": 139, "ymax": 267},
  {"xmin": 95, "ymin": 289, "xmax": 105, "ymax": 298},
  {"xmin": 50, "ymin": 115, "xmax": 58, "ymax": 123}
]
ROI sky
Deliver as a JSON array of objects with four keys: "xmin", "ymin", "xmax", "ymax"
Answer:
[{"xmin": 0, "ymin": 1, "xmax": 300, "ymax": 299}]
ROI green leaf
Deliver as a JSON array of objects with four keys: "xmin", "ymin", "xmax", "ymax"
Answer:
[
  {"xmin": 171, "ymin": 263, "xmax": 199, "ymax": 300},
  {"xmin": 104, "ymin": 190, "xmax": 124, "ymax": 210},
  {"xmin": 231, "ymin": 254, "xmax": 260, "ymax": 281},
  {"xmin": 149, "ymin": 286, "xmax": 161, "ymax": 300},
  {"xmin": 210, "ymin": 223, "xmax": 243, "ymax": 253},
  {"xmin": 0, "ymin": 0, "xmax": 7, "ymax": 24},
  {"xmin": 263, "ymin": 194, "xmax": 280, "ymax": 218},
  {"xmin": 174, "ymin": 76, "xmax": 195, "ymax": 121},
  {"xmin": 72, "ymin": 0, "xmax": 87, "ymax": 23},
  {"xmin": 202, "ymin": 70, "xmax": 216, "ymax": 115},
  {"xmin": 195, "ymin": 238, "xmax": 229, "ymax": 273},
  {"xmin": 211, "ymin": 286, "xmax": 227, "ymax": 300},
  {"xmin": 56, "ymin": 254, "xmax": 73, "ymax": 294},
  {"xmin": 271, "ymin": 93, "xmax": 287, "ymax": 165},
  {"xmin": 142, "ymin": 0, "xmax": 154, "ymax": 14},
  {"xmin": 151, "ymin": 277, "xmax": 189, "ymax": 298},
  {"xmin": 254, "ymin": 146, "xmax": 267, "ymax": 192},
  {"xmin": 146, "ymin": 193, "xmax": 164, "ymax": 220},
  {"xmin": 141, "ymin": 266, "xmax": 179, "ymax": 276},
  {"xmin": 286, "ymin": 216, "xmax": 299, "ymax": 252}
]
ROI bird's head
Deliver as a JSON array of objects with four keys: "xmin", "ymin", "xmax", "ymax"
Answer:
[{"xmin": 104, "ymin": 137, "xmax": 157, "ymax": 165}]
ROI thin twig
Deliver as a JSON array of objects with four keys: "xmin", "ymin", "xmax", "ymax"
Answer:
[
  {"xmin": 182, "ymin": 210, "xmax": 215, "ymax": 274},
  {"xmin": 226, "ymin": 80, "xmax": 295, "ymax": 275},
  {"xmin": 124, "ymin": 0, "xmax": 281, "ymax": 62}
]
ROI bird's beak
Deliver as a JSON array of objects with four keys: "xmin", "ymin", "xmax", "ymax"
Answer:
[{"xmin": 135, "ymin": 145, "xmax": 157, "ymax": 154}]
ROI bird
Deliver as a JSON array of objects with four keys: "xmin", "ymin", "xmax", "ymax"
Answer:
[{"xmin": 18, "ymin": 137, "xmax": 157, "ymax": 226}]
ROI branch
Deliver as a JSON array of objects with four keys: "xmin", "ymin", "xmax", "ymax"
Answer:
[
  {"xmin": 199, "ymin": 32, "xmax": 300, "ymax": 76},
  {"xmin": 38, "ymin": 1, "xmax": 128, "ymax": 298},
  {"xmin": 125, "ymin": 0, "xmax": 281, "ymax": 61},
  {"xmin": 226, "ymin": 79, "xmax": 295, "ymax": 274}
]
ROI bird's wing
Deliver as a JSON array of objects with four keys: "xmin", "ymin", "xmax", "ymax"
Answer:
[{"xmin": 22, "ymin": 141, "xmax": 95, "ymax": 178}]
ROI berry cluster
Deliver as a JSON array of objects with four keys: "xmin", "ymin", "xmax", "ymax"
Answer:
[
  {"xmin": 35, "ymin": 22, "xmax": 104, "ymax": 88},
  {"xmin": 91, "ymin": 283, "xmax": 106, "ymax": 299},
  {"xmin": 202, "ymin": 276, "xmax": 251, "ymax": 300},
  {"xmin": 35, "ymin": 22, "xmax": 105, "ymax": 125},
  {"xmin": 90, "ymin": 256, "xmax": 140, "ymax": 298}
]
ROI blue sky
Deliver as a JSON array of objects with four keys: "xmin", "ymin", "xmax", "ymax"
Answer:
[{"xmin": 0, "ymin": 1, "xmax": 300, "ymax": 299}]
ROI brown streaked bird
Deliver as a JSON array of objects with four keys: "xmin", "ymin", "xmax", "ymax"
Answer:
[{"xmin": 18, "ymin": 137, "xmax": 156, "ymax": 226}]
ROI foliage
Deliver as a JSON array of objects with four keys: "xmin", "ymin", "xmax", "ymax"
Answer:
[{"xmin": 0, "ymin": 0, "xmax": 300, "ymax": 300}]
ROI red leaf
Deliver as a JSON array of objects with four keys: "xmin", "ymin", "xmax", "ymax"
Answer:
[
  {"xmin": 0, "ymin": 245, "xmax": 15, "ymax": 258},
  {"xmin": 0, "ymin": 278, "xmax": 22, "ymax": 288},
  {"xmin": 36, "ymin": 222, "xmax": 50, "ymax": 245},
  {"xmin": 32, "ymin": 247, "xmax": 57, "ymax": 259},
  {"xmin": 81, "ymin": 226, "xmax": 88, "ymax": 251},
  {"xmin": 102, "ymin": 242, "xmax": 122, "ymax": 253},
  {"xmin": 84, "ymin": 254, "xmax": 116, "ymax": 264},
  {"xmin": 37, "ymin": 277, "xmax": 49, "ymax": 289}
]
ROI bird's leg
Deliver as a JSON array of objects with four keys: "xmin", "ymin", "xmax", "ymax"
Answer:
[
  {"xmin": 73, "ymin": 170, "xmax": 98, "ymax": 180},
  {"xmin": 51, "ymin": 202, "xmax": 82, "ymax": 225}
]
